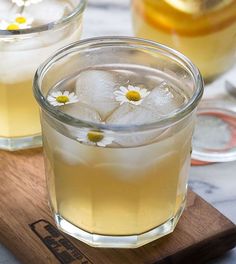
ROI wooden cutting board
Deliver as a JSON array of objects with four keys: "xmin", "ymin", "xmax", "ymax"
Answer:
[{"xmin": 0, "ymin": 148, "xmax": 236, "ymax": 264}]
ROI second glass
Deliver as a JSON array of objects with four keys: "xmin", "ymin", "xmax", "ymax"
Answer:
[{"xmin": 0, "ymin": 0, "xmax": 86, "ymax": 150}]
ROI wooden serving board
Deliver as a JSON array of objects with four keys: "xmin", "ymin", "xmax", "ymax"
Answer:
[{"xmin": 0, "ymin": 148, "xmax": 236, "ymax": 264}]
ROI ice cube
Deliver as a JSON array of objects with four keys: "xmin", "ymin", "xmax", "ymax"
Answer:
[
  {"xmin": 27, "ymin": 0, "xmax": 71, "ymax": 25},
  {"xmin": 75, "ymin": 70, "xmax": 120, "ymax": 120},
  {"xmin": 60, "ymin": 102, "xmax": 102, "ymax": 123},
  {"xmin": 107, "ymin": 103, "xmax": 161, "ymax": 125},
  {"xmin": 106, "ymin": 104, "xmax": 168, "ymax": 147},
  {"xmin": 115, "ymin": 129, "xmax": 169, "ymax": 147},
  {"xmin": 142, "ymin": 82, "xmax": 186, "ymax": 115}
]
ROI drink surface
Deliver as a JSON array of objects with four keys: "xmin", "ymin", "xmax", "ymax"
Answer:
[
  {"xmin": 43, "ymin": 65, "xmax": 193, "ymax": 235},
  {"xmin": 132, "ymin": 0, "xmax": 236, "ymax": 81},
  {"xmin": 0, "ymin": 0, "xmax": 83, "ymax": 139}
]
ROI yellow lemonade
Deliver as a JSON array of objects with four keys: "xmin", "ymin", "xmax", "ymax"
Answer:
[
  {"xmin": 0, "ymin": 80, "xmax": 40, "ymax": 138},
  {"xmin": 132, "ymin": 0, "xmax": 236, "ymax": 81},
  {"xmin": 43, "ymin": 118, "xmax": 192, "ymax": 236}
]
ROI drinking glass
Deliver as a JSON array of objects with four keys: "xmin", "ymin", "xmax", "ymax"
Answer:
[
  {"xmin": 0, "ymin": 0, "xmax": 86, "ymax": 151},
  {"xmin": 34, "ymin": 37, "xmax": 203, "ymax": 248}
]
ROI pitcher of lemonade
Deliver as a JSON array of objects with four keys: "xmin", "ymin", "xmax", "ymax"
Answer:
[{"xmin": 132, "ymin": 0, "xmax": 236, "ymax": 82}]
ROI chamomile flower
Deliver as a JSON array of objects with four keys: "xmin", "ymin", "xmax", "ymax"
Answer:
[
  {"xmin": 77, "ymin": 129, "xmax": 114, "ymax": 147},
  {"xmin": 114, "ymin": 85, "xmax": 150, "ymax": 105},
  {"xmin": 47, "ymin": 91, "xmax": 79, "ymax": 106},
  {"xmin": 0, "ymin": 19, "xmax": 28, "ymax": 30},
  {"xmin": 12, "ymin": 0, "xmax": 43, "ymax": 7},
  {"xmin": 12, "ymin": 13, "xmax": 34, "ymax": 27}
]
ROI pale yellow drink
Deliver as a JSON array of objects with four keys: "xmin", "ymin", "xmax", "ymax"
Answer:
[
  {"xmin": 0, "ymin": 0, "xmax": 85, "ymax": 149},
  {"xmin": 0, "ymin": 80, "xmax": 40, "ymax": 137},
  {"xmin": 43, "ymin": 115, "xmax": 193, "ymax": 235},
  {"xmin": 132, "ymin": 0, "xmax": 236, "ymax": 81},
  {"xmin": 34, "ymin": 38, "xmax": 203, "ymax": 248}
]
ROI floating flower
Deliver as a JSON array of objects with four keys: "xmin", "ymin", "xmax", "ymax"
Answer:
[
  {"xmin": 12, "ymin": 13, "xmax": 34, "ymax": 27},
  {"xmin": 47, "ymin": 91, "xmax": 79, "ymax": 106},
  {"xmin": 0, "ymin": 20, "xmax": 29, "ymax": 30},
  {"xmin": 114, "ymin": 85, "xmax": 150, "ymax": 105},
  {"xmin": 77, "ymin": 129, "xmax": 114, "ymax": 147},
  {"xmin": 12, "ymin": 0, "xmax": 43, "ymax": 7}
]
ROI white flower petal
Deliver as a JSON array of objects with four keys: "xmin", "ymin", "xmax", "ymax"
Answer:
[
  {"xmin": 77, "ymin": 129, "xmax": 89, "ymax": 135},
  {"xmin": 115, "ymin": 96, "xmax": 126, "ymax": 101},
  {"xmin": 133, "ymin": 86, "xmax": 141, "ymax": 92},
  {"xmin": 69, "ymin": 94, "xmax": 76, "ymax": 99},
  {"xmin": 65, "ymin": 100, "xmax": 77, "ymax": 105},
  {"xmin": 114, "ymin": 91, "xmax": 125, "ymax": 96},
  {"xmin": 50, "ymin": 101, "xmax": 61, "ymax": 106},
  {"xmin": 51, "ymin": 91, "xmax": 61, "ymax": 97},
  {"xmin": 120, "ymin": 86, "xmax": 128, "ymax": 93},
  {"xmin": 101, "ymin": 137, "xmax": 114, "ymax": 145},
  {"xmin": 77, "ymin": 132, "xmax": 88, "ymax": 138},
  {"xmin": 140, "ymin": 90, "xmax": 150, "ymax": 97},
  {"xmin": 63, "ymin": 91, "xmax": 70, "ymax": 96},
  {"xmin": 127, "ymin": 85, "xmax": 133, "ymax": 91},
  {"xmin": 133, "ymin": 100, "xmax": 143, "ymax": 105},
  {"xmin": 47, "ymin": 96, "xmax": 56, "ymax": 102},
  {"xmin": 70, "ymin": 95, "xmax": 79, "ymax": 101}
]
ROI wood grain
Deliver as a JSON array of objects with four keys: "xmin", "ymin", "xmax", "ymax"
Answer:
[{"xmin": 0, "ymin": 148, "xmax": 235, "ymax": 264}]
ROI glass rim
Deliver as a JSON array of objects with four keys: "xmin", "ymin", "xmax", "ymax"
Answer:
[
  {"xmin": 34, "ymin": 36, "xmax": 204, "ymax": 132},
  {"xmin": 0, "ymin": 0, "xmax": 87, "ymax": 36}
]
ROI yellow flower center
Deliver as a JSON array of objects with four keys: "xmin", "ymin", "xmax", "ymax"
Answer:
[
  {"xmin": 126, "ymin": 90, "xmax": 141, "ymax": 102},
  {"xmin": 15, "ymin": 17, "xmax": 27, "ymax": 24},
  {"xmin": 56, "ymin": 95, "xmax": 69, "ymax": 104},
  {"xmin": 87, "ymin": 130, "xmax": 104, "ymax": 143},
  {"xmin": 7, "ymin": 24, "xmax": 20, "ymax": 30}
]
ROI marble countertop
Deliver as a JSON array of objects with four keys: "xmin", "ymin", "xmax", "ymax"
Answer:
[{"xmin": 1, "ymin": 0, "xmax": 236, "ymax": 263}]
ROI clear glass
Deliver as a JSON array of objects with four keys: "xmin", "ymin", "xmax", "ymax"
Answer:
[
  {"xmin": 34, "ymin": 37, "xmax": 203, "ymax": 248},
  {"xmin": 0, "ymin": 0, "xmax": 86, "ymax": 151},
  {"xmin": 131, "ymin": 0, "xmax": 236, "ymax": 83}
]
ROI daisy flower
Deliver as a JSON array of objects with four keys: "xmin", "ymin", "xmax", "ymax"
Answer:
[
  {"xmin": 77, "ymin": 129, "xmax": 114, "ymax": 147},
  {"xmin": 0, "ymin": 20, "xmax": 29, "ymax": 30},
  {"xmin": 12, "ymin": 0, "xmax": 43, "ymax": 7},
  {"xmin": 47, "ymin": 91, "xmax": 79, "ymax": 106},
  {"xmin": 114, "ymin": 85, "xmax": 150, "ymax": 105},
  {"xmin": 12, "ymin": 13, "xmax": 34, "ymax": 27}
]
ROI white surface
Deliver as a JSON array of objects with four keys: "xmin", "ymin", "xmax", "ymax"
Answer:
[{"xmin": 0, "ymin": 0, "xmax": 235, "ymax": 263}]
